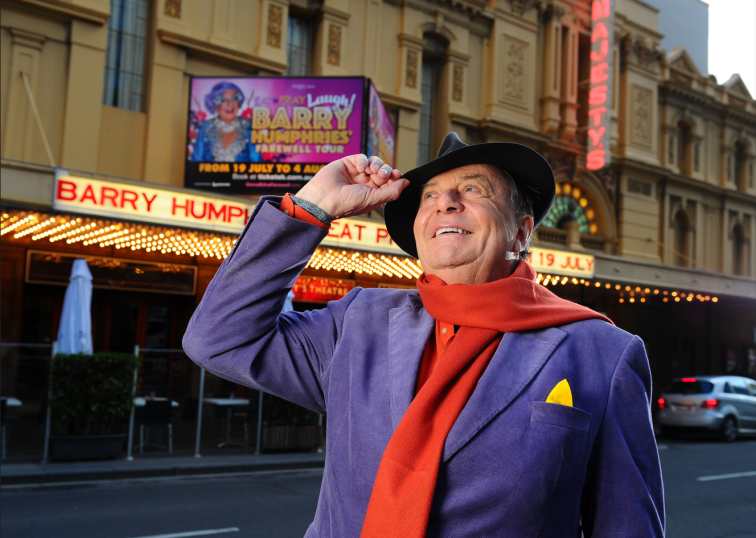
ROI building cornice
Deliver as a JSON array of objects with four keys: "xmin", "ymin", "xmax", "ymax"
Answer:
[
  {"xmin": 2, "ymin": 0, "xmax": 109, "ymax": 25},
  {"xmin": 158, "ymin": 29, "xmax": 289, "ymax": 74}
]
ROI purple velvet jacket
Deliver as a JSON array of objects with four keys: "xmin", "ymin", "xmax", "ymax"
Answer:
[{"xmin": 183, "ymin": 197, "xmax": 665, "ymax": 538}]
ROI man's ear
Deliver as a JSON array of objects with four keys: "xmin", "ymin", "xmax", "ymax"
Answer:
[{"xmin": 513, "ymin": 215, "xmax": 534, "ymax": 253}]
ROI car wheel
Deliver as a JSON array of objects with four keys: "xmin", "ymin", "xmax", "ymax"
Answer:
[{"xmin": 719, "ymin": 416, "xmax": 738, "ymax": 442}]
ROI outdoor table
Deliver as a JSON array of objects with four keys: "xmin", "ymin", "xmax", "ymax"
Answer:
[
  {"xmin": 203, "ymin": 398, "xmax": 250, "ymax": 448},
  {"xmin": 1, "ymin": 397, "xmax": 22, "ymax": 407},
  {"xmin": 128, "ymin": 398, "xmax": 180, "ymax": 454},
  {"xmin": 133, "ymin": 397, "xmax": 179, "ymax": 407}
]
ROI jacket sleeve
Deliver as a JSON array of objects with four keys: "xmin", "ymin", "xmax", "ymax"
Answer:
[
  {"xmin": 580, "ymin": 336, "xmax": 666, "ymax": 537},
  {"xmin": 182, "ymin": 196, "xmax": 357, "ymax": 414}
]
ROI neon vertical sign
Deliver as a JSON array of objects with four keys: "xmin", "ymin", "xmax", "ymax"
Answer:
[{"xmin": 586, "ymin": 0, "xmax": 615, "ymax": 171}]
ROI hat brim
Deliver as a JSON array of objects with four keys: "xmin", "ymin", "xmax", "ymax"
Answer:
[{"xmin": 384, "ymin": 142, "xmax": 555, "ymax": 259}]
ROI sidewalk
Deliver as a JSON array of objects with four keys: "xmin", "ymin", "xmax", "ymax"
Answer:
[{"xmin": 0, "ymin": 451, "xmax": 326, "ymax": 486}]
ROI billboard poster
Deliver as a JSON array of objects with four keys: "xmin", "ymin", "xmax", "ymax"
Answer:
[
  {"xmin": 186, "ymin": 77, "xmax": 366, "ymax": 193},
  {"xmin": 366, "ymin": 82, "xmax": 396, "ymax": 167}
]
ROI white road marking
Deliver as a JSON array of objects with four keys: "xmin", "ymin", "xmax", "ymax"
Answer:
[
  {"xmin": 657, "ymin": 444, "xmax": 669, "ymax": 450},
  {"xmin": 128, "ymin": 528, "xmax": 239, "ymax": 538},
  {"xmin": 697, "ymin": 471, "xmax": 756, "ymax": 482}
]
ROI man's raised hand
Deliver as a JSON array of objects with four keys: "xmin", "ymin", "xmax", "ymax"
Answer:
[{"xmin": 294, "ymin": 155, "xmax": 407, "ymax": 219}]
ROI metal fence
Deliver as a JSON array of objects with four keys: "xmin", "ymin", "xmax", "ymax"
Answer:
[{"xmin": 0, "ymin": 343, "xmax": 323, "ymax": 461}]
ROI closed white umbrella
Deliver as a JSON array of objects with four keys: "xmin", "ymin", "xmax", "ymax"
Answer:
[
  {"xmin": 282, "ymin": 290, "xmax": 296, "ymax": 312},
  {"xmin": 56, "ymin": 259, "xmax": 93, "ymax": 354}
]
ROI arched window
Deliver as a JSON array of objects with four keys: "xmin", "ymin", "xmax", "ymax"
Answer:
[
  {"xmin": 733, "ymin": 224, "xmax": 746, "ymax": 276},
  {"xmin": 541, "ymin": 182, "xmax": 600, "ymax": 235},
  {"xmin": 672, "ymin": 211, "xmax": 690, "ymax": 266}
]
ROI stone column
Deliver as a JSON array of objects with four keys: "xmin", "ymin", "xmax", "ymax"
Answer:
[
  {"xmin": 255, "ymin": 0, "xmax": 289, "ymax": 68},
  {"xmin": 60, "ymin": 19, "xmax": 108, "ymax": 171},
  {"xmin": 313, "ymin": 4, "xmax": 350, "ymax": 76}
]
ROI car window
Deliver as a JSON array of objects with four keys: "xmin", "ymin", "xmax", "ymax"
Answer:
[
  {"xmin": 665, "ymin": 380, "xmax": 714, "ymax": 394},
  {"xmin": 749, "ymin": 383, "xmax": 756, "ymax": 397},
  {"xmin": 724, "ymin": 382, "xmax": 733, "ymax": 393},
  {"xmin": 732, "ymin": 381, "xmax": 750, "ymax": 396}
]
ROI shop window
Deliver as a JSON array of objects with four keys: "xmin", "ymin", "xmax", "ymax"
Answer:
[
  {"xmin": 102, "ymin": 0, "xmax": 150, "ymax": 112},
  {"xmin": 417, "ymin": 35, "xmax": 448, "ymax": 165},
  {"xmin": 286, "ymin": 13, "xmax": 315, "ymax": 76},
  {"xmin": 733, "ymin": 223, "xmax": 746, "ymax": 276},
  {"xmin": 672, "ymin": 211, "xmax": 690, "ymax": 267}
]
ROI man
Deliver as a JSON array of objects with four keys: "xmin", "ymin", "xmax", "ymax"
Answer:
[{"xmin": 183, "ymin": 133, "xmax": 665, "ymax": 537}]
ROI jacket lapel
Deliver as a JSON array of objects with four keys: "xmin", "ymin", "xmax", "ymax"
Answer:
[
  {"xmin": 388, "ymin": 293, "xmax": 434, "ymax": 430},
  {"xmin": 441, "ymin": 327, "xmax": 567, "ymax": 463}
]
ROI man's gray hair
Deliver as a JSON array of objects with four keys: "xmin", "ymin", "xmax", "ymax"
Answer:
[{"xmin": 495, "ymin": 167, "xmax": 534, "ymax": 260}]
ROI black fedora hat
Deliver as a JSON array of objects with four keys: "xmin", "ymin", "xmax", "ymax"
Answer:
[{"xmin": 384, "ymin": 132, "xmax": 555, "ymax": 258}]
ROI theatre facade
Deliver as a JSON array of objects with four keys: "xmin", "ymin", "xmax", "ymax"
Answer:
[{"xmin": 1, "ymin": 0, "xmax": 755, "ymax": 440}]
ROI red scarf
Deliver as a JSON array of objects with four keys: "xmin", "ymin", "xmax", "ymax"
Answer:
[{"xmin": 360, "ymin": 261, "xmax": 612, "ymax": 538}]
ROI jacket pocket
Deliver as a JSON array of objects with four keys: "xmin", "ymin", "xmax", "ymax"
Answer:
[{"xmin": 530, "ymin": 401, "xmax": 591, "ymax": 432}]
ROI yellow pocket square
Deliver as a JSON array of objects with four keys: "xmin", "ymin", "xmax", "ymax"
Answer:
[{"xmin": 545, "ymin": 379, "xmax": 573, "ymax": 407}]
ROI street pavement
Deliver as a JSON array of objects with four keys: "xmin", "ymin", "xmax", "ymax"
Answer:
[
  {"xmin": 2, "ymin": 438, "xmax": 754, "ymax": 538},
  {"xmin": 659, "ymin": 437, "xmax": 756, "ymax": 538},
  {"xmin": 1, "ymin": 469, "xmax": 323, "ymax": 538}
]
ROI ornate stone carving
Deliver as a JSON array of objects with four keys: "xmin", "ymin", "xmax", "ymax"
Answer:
[
  {"xmin": 596, "ymin": 165, "xmax": 620, "ymax": 208},
  {"xmin": 327, "ymin": 24, "xmax": 341, "ymax": 66},
  {"xmin": 266, "ymin": 5, "xmax": 283, "ymax": 48},
  {"xmin": 164, "ymin": 0, "xmax": 181, "ymax": 18},
  {"xmin": 504, "ymin": 40, "xmax": 525, "ymax": 102},
  {"xmin": 507, "ymin": 0, "xmax": 544, "ymax": 16},
  {"xmin": 670, "ymin": 70, "xmax": 693, "ymax": 85},
  {"xmin": 632, "ymin": 86, "xmax": 652, "ymax": 144},
  {"xmin": 452, "ymin": 65, "xmax": 464, "ymax": 102},
  {"xmin": 540, "ymin": 1, "xmax": 566, "ymax": 22},
  {"xmin": 629, "ymin": 34, "xmax": 664, "ymax": 67},
  {"xmin": 628, "ymin": 178, "xmax": 652, "ymax": 197},
  {"xmin": 406, "ymin": 50, "xmax": 418, "ymax": 89},
  {"xmin": 729, "ymin": 95, "xmax": 747, "ymax": 109}
]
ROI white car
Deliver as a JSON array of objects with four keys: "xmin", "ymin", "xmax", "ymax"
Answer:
[{"xmin": 656, "ymin": 376, "xmax": 756, "ymax": 442}]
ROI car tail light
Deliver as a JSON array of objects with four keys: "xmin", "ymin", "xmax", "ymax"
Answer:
[
  {"xmin": 701, "ymin": 399, "xmax": 719, "ymax": 409},
  {"xmin": 658, "ymin": 398, "xmax": 666, "ymax": 409},
  {"xmin": 682, "ymin": 378, "xmax": 697, "ymax": 382}
]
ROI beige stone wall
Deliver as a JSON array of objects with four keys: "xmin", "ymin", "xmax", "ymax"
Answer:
[{"xmin": 1, "ymin": 0, "xmax": 754, "ymax": 280}]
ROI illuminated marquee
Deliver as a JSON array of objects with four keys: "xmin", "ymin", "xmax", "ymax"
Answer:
[
  {"xmin": 292, "ymin": 276, "xmax": 356, "ymax": 303},
  {"xmin": 530, "ymin": 247, "xmax": 595, "ymax": 278},
  {"xmin": 586, "ymin": 0, "xmax": 615, "ymax": 171},
  {"xmin": 53, "ymin": 171, "xmax": 256, "ymax": 234}
]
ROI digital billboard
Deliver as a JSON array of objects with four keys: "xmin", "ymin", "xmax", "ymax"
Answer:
[
  {"xmin": 366, "ymin": 81, "xmax": 396, "ymax": 167},
  {"xmin": 186, "ymin": 77, "xmax": 379, "ymax": 193}
]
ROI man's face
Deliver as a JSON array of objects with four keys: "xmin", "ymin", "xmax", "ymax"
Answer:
[{"xmin": 412, "ymin": 164, "xmax": 531, "ymax": 284}]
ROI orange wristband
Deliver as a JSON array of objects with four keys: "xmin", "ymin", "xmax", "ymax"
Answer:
[{"xmin": 280, "ymin": 194, "xmax": 330, "ymax": 230}]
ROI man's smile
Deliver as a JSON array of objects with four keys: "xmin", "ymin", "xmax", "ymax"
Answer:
[{"xmin": 433, "ymin": 225, "xmax": 472, "ymax": 238}]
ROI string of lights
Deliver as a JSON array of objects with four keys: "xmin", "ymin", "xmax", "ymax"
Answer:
[
  {"xmin": 2, "ymin": 210, "xmax": 236, "ymax": 260},
  {"xmin": 0, "ymin": 208, "xmax": 721, "ymax": 301}
]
